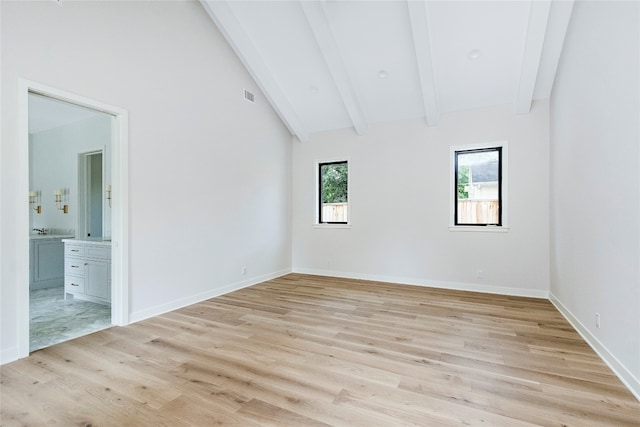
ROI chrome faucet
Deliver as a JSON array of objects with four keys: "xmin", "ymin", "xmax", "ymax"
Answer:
[{"xmin": 33, "ymin": 228, "xmax": 46, "ymax": 235}]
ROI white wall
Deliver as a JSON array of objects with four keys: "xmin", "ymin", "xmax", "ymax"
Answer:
[
  {"xmin": 30, "ymin": 115, "xmax": 112, "ymax": 236},
  {"xmin": 549, "ymin": 1, "xmax": 640, "ymax": 397},
  {"xmin": 292, "ymin": 102, "xmax": 550, "ymax": 297},
  {"xmin": 1, "ymin": 1, "xmax": 292, "ymax": 362}
]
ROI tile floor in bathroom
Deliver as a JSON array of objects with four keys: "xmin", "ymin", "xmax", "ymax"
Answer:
[{"xmin": 30, "ymin": 286, "xmax": 112, "ymax": 352}]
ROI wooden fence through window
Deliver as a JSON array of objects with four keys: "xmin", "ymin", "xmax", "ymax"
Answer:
[
  {"xmin": 458, "ymin": 199, "xmax": 499, "ymax": 224},
  {"xmin": 322, "ymin": 203, "xmax": 348, "ymax": 223},
  {"xmin": 321, "ymin": 201, "xmax": 498, "ymax": 224}
]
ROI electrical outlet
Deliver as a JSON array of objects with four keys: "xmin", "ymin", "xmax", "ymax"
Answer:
[
  {"xmin": 595, "ymin": 313, "xmax": 601, "ymax": 329},
  {"xmin": 241, "ymin": 266, "xmax": 247, "ymax": 275},
  {"xmin": 476, "ymin": 270, "xmax": 484, "ymax": 279}
]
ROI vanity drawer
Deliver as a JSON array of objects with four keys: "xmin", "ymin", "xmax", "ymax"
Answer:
[
  {"xmin": 65, "ymin": 259, "xmax": 85, "ymax": 277},
  {"xmin": 65, "ymin": 244, "xmax": 85, "ymax": 258},
  {"xmin": 65, "ymin": 276, "xmax": 85, "ymax": 294},
  {"xmin": 86, "ymin": 245, "xmax": 110, "ymax": 260}
]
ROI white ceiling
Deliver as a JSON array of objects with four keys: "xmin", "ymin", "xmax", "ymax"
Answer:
[
  {"xmin": 200, "ymin": 0, "xmax": 574, "ymax": 142},
  {"xmin": 29, "ymin": 93, "xmax": 104, "ymax": 134}
]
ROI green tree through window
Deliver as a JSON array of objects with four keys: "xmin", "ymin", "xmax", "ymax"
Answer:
[
  {"xmin": 321, "ymin": 163, "xmax": 348, "ymax": 203},
  {"xmin": 319, "ymin": 161, "xmax": 348, "ymax": 223},
  {"xmin": 457, "ymin": 165, "xmax": 470, "ymax": 199}
]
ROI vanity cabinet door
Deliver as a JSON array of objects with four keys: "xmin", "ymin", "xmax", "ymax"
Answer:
[
  {"xmin": 34, "ymin": 240, "xmax": 64, "ymax": 282},
  {"xmin": 32, "ymin": 240, "xmax": 65, "ymax": 289},
  {"xmin": 86, "ymin": 260, "xmax": 110, "ymax": 300}
]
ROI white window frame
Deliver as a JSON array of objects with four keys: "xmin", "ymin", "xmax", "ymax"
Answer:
[
  {"xmin": 449, "ymin": 141, "xmax": 509, "ymax": 232},
  {"xmin": 314, "ymin": 157, "xmax": 351, "ymax": 228}
]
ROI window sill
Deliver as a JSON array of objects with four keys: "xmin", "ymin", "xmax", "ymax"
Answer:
[
  {"xmin": 313, "ymin": 224, "xmax": 351, "ymax": 229},
  {"xmin": 449, "ymin": 225, "xmax": 509, "ymax": 233}
]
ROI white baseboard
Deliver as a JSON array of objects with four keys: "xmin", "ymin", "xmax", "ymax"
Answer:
[
  {"xmin": 549, "ymin": 293, "xmax": 640, "ymax": 401},
  {"xmin": 0, "ymin": 346, "xmax": 20, "ymax": 365},
  {"xmin": 292, "ymin": 268, "xmax": 549, "ymax": 299},
  {"xmin": 129, "ymin": 268, "xmax": 292, "ymax": 324}
]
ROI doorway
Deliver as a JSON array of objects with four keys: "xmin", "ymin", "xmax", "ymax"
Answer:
[
  {"xmin": 79, "ymin": 150, "xmax": 105, "ymax": 239},
  {"xmin": 18, "ymin": 80, "xmax": 129, "ymax": 358},
  {"xmin": 28, "ymin": 95, "xmax": 112, "ymax": 351}
]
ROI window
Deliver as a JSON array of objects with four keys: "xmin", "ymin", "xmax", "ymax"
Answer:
[
  {"xmin": 454, "ymin": 146, "xmax": 503, "ymax": 226},
  {"xmin": 318, "ymin": 161, "xmax": 348, "ymax": 224}
]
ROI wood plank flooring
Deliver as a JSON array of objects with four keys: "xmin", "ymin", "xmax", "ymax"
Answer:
[{"xmin": 2, "ymin": 273, "xmax": 639, "ymax": 426}]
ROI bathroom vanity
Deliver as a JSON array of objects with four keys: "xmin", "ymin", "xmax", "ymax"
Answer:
[
  {"xmin": 30, "ymin": 234, "xmax": 74, "ymax": 290},
  {"xmin": 62, "ymin": 239, "xmax": 111, "ymax": 304}
]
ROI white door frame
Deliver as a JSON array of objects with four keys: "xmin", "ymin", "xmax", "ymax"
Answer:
[{"xmin": 17, "ymin": 79, "xmax": 129, "ymax": 358}]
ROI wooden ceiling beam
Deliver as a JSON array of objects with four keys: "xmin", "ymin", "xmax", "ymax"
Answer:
[
  {"xmin": 200, "ymin": 0, "xmax": 309, "ymax": 142},
  {"xmin": 300, "ymin": 0, "xmax": 368, "ymax": 136},
  {"xmin": 516, "ymin": 0, "xmax": 552, "ymax": 114},
  {"xmin": 407, "ymin": 0, "xmax": 439, "ymax": 127},
  {"xmin": 533, "ymin": 0, "xmax": 574, "ymax": 100}
]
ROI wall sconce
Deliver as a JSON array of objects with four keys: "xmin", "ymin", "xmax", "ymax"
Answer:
[
  {"xmin": 105, "ymin": 184, "xmax": 112, "ymax": 208},
  {"xmin": 29, "ymin": 190, "xmax": 42, "ymax": 214},
  {"xmin": 54, "ymin": 188, "xmax": 68, "ymax": 214}
]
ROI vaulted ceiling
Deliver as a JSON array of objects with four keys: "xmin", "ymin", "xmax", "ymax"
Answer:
[{"xmin": 200, "ymin": 0, "xmax": 574, "ymax": 142}]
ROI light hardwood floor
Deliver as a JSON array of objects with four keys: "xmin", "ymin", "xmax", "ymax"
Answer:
[{"xmin": 1, "ymin": 274, "xmax": 639, "ymax": 426}]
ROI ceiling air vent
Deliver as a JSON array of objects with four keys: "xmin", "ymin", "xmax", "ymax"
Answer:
[{"xmin": 243, "ymin": 89, "xmax": 255, "ymax": 103}]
